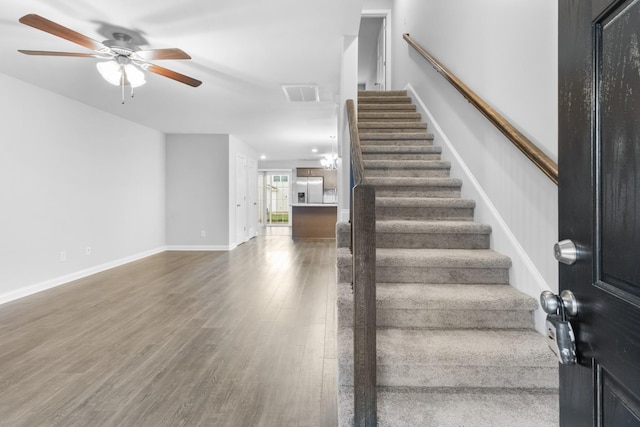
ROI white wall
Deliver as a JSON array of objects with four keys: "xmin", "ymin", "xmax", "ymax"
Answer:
[
  {"xmin": 338, "ymin": 35, "xmax": 359, "ymax": 222},
  {"xmin": 166, "ymin": 134, "xmax": 230, "ymax": 249},
  {"xmin": 259, "ymin": 159, "xmax": 324, "ymax": 170},
  {"xmin": 0, "ymin": 73, "xmax": 166, "ymax": 303},
  {"xmin": 391, "ymin": 0, "xmax": 559, "ymax": 330}
]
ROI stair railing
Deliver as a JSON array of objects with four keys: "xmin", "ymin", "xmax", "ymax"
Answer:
[
  {"xmin": 403, "ymin": 33, "xmax": 558, "ymax": 185},
  {"xmin": 346, "ymin": 98, "xmax": 377, "ymax": 426}
]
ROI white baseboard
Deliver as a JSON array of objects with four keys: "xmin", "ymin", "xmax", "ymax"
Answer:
[
  {"xmin": 406, "ymin": 83, "xmax": 550, "ymax": 333},
  {"xmin": 0, "ymin": 246, "xmax": 167, "ymax": 306},
  {"xmin": 166, "ymin": 245, "xmax": 235, "ymax": 251}
]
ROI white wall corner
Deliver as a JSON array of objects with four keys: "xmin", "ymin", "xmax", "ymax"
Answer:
[
  {"xmin": 405, "ymin": 83, "xmax": 550, "ymax": 333},
  {"xmin": 340, "ymin": 209, "xmax": 351, "ymax": 223},
  {"xmin": 0, "ymin": 247, "xmax": 167, "ymax": 306}
]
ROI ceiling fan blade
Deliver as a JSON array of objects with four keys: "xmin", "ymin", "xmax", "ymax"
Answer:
[
  {"xmin": 18, "ymin": 49, "xmax": 103, "ymax": 58},
  {"xmin": 136, "ymin": 48, "xmax": 191, "ymax": 61},
  {"xmin": 147, "ymin": 64, "xmax": 202, "ymax": 87},
  {"xmin": 19, "ymin": 14, "xmax": 105, "ymax": 52}
]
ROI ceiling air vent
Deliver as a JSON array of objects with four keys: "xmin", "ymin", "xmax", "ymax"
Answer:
[{"xmin": 282, "ymin": 84, "xmax": 320, "ymax": 102}]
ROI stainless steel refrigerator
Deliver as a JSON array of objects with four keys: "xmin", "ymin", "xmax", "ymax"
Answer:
[{"xmin": 295, "ymin": 176, "xmax": 323, "ymax": 204}]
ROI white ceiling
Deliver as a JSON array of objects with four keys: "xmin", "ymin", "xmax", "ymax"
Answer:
[{"xmin": 0, "ymin": 0, "xmax": 364, "ymax": 161}]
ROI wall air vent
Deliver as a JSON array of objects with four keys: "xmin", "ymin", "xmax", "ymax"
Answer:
[{"xmin": 281, "ymin": 84, "xmax": 320, "ymax": 102}]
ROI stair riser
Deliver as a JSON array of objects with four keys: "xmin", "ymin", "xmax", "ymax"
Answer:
[
  {"xmin": 337, "ymin": 265, "xmax": 509, "ymax": 284},
  {"xmin": 377, "ymin": 232, "xmax": 489, "ymax": 249},
  {"xmin": 375, "ymin": 187, "xmax": 461, "ymax": 198},
  {"xmin": 363, "ymin": 153, "xmax": 442, "ymax": 161},
  {"xmin": 377, "ymin": 266, "xmax": 508, "ymax": 284},
  {"xmin": 358, "ymin": 115, "xmax": 421, "ymax": 121},
  {"xmin": 336, "ymin": 226, "xmax": 489, "ymax": 249},
  {"xmin": 359, "ymin": 90, "xmax": 407, "ymax": 97},
  {"xmin": 358, "ymin": 128, "xmax": 428, "ymax": 134},
  {"xmin": 336, "ymin": 230, "xmax": 350, "ymax": 248},
  {"xmin": 358, "ymin": 104, "xmax": 417, "ymax": 111},
  {"xmin": 358, "ymin": 97, "xmax": 412, "ymax": 104},
  {"xmin": 338, "ymin": 387, "xmax": 559, "ymax": 427},
  {"xmin": 365, "ymin": 169, "xmax": 450, "ymax": 178},
  {"xmin": 359, "ymin": 121, "xmax": 425, "ymax": 126},
  {"xmin": 360, "ymin": 133, "xmax": 431, "ymax": 140},
  {"xmin": 361, "ymin": 140, "xmax": 434, "ymax": 147},
  {"xmin": 338, "ymin": 306, "xmax": 534, "ymax": 330},
  {"xmin": 376, "ymin": 207, "xmax": 474, "ymax": 221},
  {"xmin": 339, "ymin": 363, "xmax": 558, "ymax": 389},
  {"xmin": 359, "ymin": 128, "xmax": 427, "ymax": 139}
]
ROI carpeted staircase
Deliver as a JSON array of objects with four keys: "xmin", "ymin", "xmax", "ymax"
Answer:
[{"xmin": 336, "ymin": 90, "xmax": 559, "ymax": 426}]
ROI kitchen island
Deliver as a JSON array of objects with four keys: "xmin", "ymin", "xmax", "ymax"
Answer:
[{"xmin": 291, "ymin": 204, "xmax": 338, "ymax": 239}]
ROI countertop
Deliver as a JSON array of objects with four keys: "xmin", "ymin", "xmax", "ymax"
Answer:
[{"xmin": 291, "ymin": 203, "xmax": 338, "ymax": 208}]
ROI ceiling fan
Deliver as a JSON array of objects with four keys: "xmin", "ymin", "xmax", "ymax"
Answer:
[{"xmin": 17, "ymin": 14, "xmax": 202, "ymax": 102}]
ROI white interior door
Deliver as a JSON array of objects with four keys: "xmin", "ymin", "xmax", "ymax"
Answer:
[
  {"xmin": 247, "ymin": 159, "xmax": 258, "ymax": 238},
  {"xmin": 236, "ymin": 154, "xmax": 247, "ymax": 244},
  {"xmin": 376, "ymin": 17, "xmax": 386, "ymax": 90}
]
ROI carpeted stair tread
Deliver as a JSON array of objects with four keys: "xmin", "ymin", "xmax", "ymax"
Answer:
[
  {"xmin": 362, "ymin": 145, "xmax": 441, "ymax": 154},
  {"xmin": 362, "ymin": 145, "xmax": 442, "ymax": 160},
  {"xmin": 364, "ymin": 160, "xmax": 451, "ymax": 169},
  {"xmin": 337, "ymin": 247, "xmax": 511, "ymax": 270},
  {"xmin": 338, "ymin": 328, "xmax": 558, "ymax": 389},
  {"xmin": 364, "ymin": 177, "xmax": 462, "ymax": 188},
  {"xmin": 360, "ymin": 132, "xmax": 431, "ymax": 140},
  {"xmin": 337, "ymin": 282, "xmax": 537, "ymax": 314},
  {"xmin": 359, "ymin": 90, "xmax": 408, "ymax": 97},
  {"xmin": 337, "ymin": 283, "xmax": 537, "ymax": 329},
  {"xmin": 358, "ymin": 96, "xmax": 412, "ymax": 104},
  {"xmin": 359, "ymin": 111, "xmax": 422, "ymax": 121},
  {"xmin": 339, "ymin": 387, "xmax": 559, "ymax": 427},
  {"xmin": 376, "ymin": 197, "xmax": 473, "ymax": 208},
  {"xmin": 375, "ymin": 283, "xmax": 537, "ymax": 310},
  {"xmin": 365, "ymin": 160, "xmax": 451, "ymax": 178},
  {"xmin": 376, "ymin": 248, "xmax": 511, "ymax": 268},
  {"xmin": 376, "ymin": 198, "xmax": 473, "ymax": 219},
  {"xmin": 336, "ymin": 221, "xmax": 491, "ymax": 250},
  {"xmin": 376, "ymin": 328, "xmax": 556, "ymax": 367},
  {"xmin": 376, "ymin": 220, "xmax": 488, "ymax": 234},
  {"xmin": 358, "ymin": 103, "xmax": 417, "ymax": 112},
  {"xmin": 359, "ymin": 122, "xmax": 427, "ymax": 131}
]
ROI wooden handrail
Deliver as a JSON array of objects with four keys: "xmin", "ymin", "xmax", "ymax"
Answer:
[
  {"xmin": 346, "ymin": 98, "xmax": 377, "ymax": 426},
  {"xmin": 403, "ymin": 33, "xmax": 558, "ymax": 185},
  {"xmin": 347, "ymin": 99, "xmax": 365, "ymax": 185}
]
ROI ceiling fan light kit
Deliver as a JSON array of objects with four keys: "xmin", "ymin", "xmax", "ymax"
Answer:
[
  {"xmin": 96, "ymin": 59, "xmax": 146, "ymax": 87},
  {"xmin": 17, "ymin": 14, "xmax": 202, "ymax": 104}
]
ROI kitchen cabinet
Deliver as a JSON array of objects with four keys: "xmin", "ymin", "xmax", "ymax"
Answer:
[
  {"xmin": 292, "ymin": 205, "xmax": 337, "ymax": 239},
  {"xmin": 296, "ymin": 168, "xmax": 337, "ymax": 190}
]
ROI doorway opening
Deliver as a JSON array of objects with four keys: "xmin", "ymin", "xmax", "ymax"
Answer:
[
  {"xmin": 359, "ymin": 10, "xmax": 390, "ymax": 91},
  {"xmin": 258, "ymin": 171, "xmax": 291, "ymax": 227}
]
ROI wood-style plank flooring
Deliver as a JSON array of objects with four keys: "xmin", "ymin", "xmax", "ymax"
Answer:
[{"xmin": 0, "ymin": 231, "xmax": 338, "ymax": 426}]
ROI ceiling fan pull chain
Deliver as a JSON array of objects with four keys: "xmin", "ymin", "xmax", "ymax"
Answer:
[
  {"xmin": 121, "ymin": 67, "xmax": 125, "ymax": 104},
  {"xmin": 131, "ymin": 85, "xmax": 135, "ymax": 99}
]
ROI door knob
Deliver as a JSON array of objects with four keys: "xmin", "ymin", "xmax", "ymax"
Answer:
[
  {"xmin": 540, "ymin": 289, "xmax": 578, "ymax": 317},
  {"xmin": 540, "ymin": 289, "xmax": 578, "ymax": 365},
  {"xmin": 554, "ymin": 239, "xmax": 578, "ymax": 265}
]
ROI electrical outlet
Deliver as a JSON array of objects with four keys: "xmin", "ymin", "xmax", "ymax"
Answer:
[
  {"xmin": 85, "ymin": 246, "xmax": 92, "ymax": 256},
  {"xmin": 59, "ymin": 250, "xmax": 67, "ymax": 262},
  {"xmin": 201, "ymin": 230, "xmax": 206, "ymax": 238}
]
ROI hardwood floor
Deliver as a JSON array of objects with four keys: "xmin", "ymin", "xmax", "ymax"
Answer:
[{"xmin": 0, "ymin": 234, "xmax": 338, "ymax": 427}]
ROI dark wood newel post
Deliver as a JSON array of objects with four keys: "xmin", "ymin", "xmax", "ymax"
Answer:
[{"xmin": 352, "ymin": 184, "xmax": 376, "ymax": 426}]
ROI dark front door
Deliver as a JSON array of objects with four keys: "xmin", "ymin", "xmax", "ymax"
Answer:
[{"xmin": 559, "ymin": 0, "xmax": 640, "ymax": 425}]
